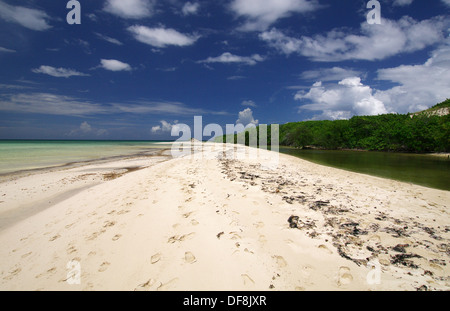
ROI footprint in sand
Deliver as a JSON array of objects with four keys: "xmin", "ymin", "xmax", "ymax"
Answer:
[
  {"xmin": 184, "ymin": 252, "xmax": 196, "ymax": 264},
  {"xmin": 112, "ymin": 234, "xmax": 122, "ymax": 241},
  {"xmin": 318, "ymin": 244, "xmax": 333, "ymax": 254},
  {"xmin": 3, "ymin": 267, "xmax": 21, "ymax": 280},
  {"xmin": 157, "ymin": 278, "xmax": 179, "ymax": 291},
  {"xmin": 300, "ymin": 265, "xmax": 313, "ymax": 278},
  {"xmin": 273, "ymin": 255, "xmax": 287, "ymax": 268},
  {"xmin": 21, "ymin": 252, "xmax": 32, "ymax": 259},
  {"xmin": 98, "ymin": 262, "xmax": 110, "ymax": 272},
  {"xmin": 67, "ymin": 245, "xmax": 77, "ymax": 254},
  {"xmin": 49, "ymin": 234, "xmax": 60, "ymax": 242},
  {"xmin": 182, "ymin": 212, "xmax": 193, "ymax": 219},
  {"xmin": 337, "ymin": 266, "xmax": 353, "ymax": 286},
  {"xmin": 253, "ymin": 222, "xmax": 264, "ymax": 229},
  {"xmin": 103, "ymin": 221, "xmax": 116, "ymax": 228},
  {"xmin": 135, "ymin": 278, "xmax": 159, "ymax": 291},
  {"xmin": 151, "ymin": 253, "xmax": 162, "ymax": 264},
  {"xmin": 168, "ymin": 232, "xmax": 196, "ymax": 244},
  {"xmin": 230, "ymin": 233, "xmax": 242, "ymax": 240},
  {"xmin": 190, "ymin": 219, "xmax": 199, "ymax": 226},
  {"xmin": 241, "ymin": 274, "xmax": 255, "ymax": 286}
]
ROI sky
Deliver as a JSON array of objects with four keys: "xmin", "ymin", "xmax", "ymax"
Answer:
[{"xmin": 0, "ymin": 0, "xmax": 449, "ymax": 140}]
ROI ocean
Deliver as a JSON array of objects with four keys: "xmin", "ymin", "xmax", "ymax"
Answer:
[{"xmin": 0, "ymin": 140, "xmax": 173, "ymax": 175}]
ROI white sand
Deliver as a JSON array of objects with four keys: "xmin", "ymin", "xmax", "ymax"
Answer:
[{"xmin": 0, "ymin": 143, "xmax": 448, "ymax": 291}]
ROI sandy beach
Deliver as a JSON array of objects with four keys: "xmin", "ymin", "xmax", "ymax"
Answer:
[{"xmin": 0, "ymin": 143, "xmax": 449, "ymax": 291}]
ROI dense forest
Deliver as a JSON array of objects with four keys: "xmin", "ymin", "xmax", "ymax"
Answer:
[{"xmin": 219, "ymin": 99, "xmax": 450, "ymax": 153}]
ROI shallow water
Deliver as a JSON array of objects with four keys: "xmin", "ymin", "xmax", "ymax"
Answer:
[
  {"xmin": 0, "ymin": 140, "xmax": 173, "ymax": 174},
  {"xmin": 279, "ymin": 147, "xmax": 450, "ymax": 191}
]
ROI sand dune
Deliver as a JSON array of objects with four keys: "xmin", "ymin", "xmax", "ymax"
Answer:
[{"xmin": 0, "ymin": 144, "xmax": 448, "ymax": 291}]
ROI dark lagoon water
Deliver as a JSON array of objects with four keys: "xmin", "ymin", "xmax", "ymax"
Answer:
[{"xmin": 279, "ymin": 147, "xmax": 450, "ymax": 191}]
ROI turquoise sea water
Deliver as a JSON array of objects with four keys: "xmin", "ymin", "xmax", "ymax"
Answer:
[{"xmin": 0, "ymin": 140, "xmax": 173, "ymax": 175}]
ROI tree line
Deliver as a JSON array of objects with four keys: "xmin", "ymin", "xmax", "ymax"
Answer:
[{"xmin": 219, "ymin": 99, "xmax": 450, "ymax": 153}]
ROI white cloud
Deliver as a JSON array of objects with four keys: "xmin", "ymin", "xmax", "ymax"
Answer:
[
  {"xmin": 0, "ymin": 93, "xmax": 109, "ymax": 116},
  {"xmin": 294, "ymin": 40, "xmax": 450, "ymax": 119},
  {"xmin": 375, "ymin": 42, "xmax": 450, "ymax": 113},
  {"xmin": 32, "ymin": 66, "xmax": 89, "ymax": 78},
  {"xmin": 0, "ymin": 46, "xmax": 15, "ymax": 53},
  {"xmin": 100, "ymin": 59, "xmax": 132, "ymax": 72},
  {"xmin": 128, "ymin": 25, "xmax": 199, "ymax": 48},
  {"xmin": 151, "ymin": 120, "xmax": 179, "ymax": 133},
  {"xmin": 295, "ymin": 78, "xmax": 388, "ymax": 120},
  {"xmin": 230, "ymin": 0, "xmax": 320, "ymax": 31},
  {"xmin": 0, "ymin": 92, "xmax": 230, "ymax": 117},
  {"xmin": 395, "ymin": 0, "xmax": 450, "ymax": 6},
  {"xmin": 237, "ymin": 108, "xmax": 259, "ymax": 126},
  {"xmin": 94, "ymin": 33, "xmax": 123, "ymax": 45},
  {"xmin": 0, "ymin": 0, "xmax": 51, "ymax": 31},
  {"xmin": 182, "ymin": 2, "xmax": 200, "ymax": 16},
  {"xmin": 300, "ymin": 67, "xmax": 363, "ymax": 82},
  {"xmin": 393, "ymin": 0, "xmax": 414, "ymax": 6},
  {"xmin": 80, "ymin": 121, "xmax": 92, "ymax": 133},
  {"xmin": 199, "ymin": 52, "xmax": 264, "ymax": 66},
  {"xmin": 242, "ymin": 100, "xmax": 257, "ymax": 107},
  {"xmin": 68, "ymin": 121, "xmax": 108, "ymax": 137},
  {"xmin": 227, "ymin": 75, "xmax": 246, "ymax": 80},
  {"xmin": 103, "ymin": 0, "xmax": 154, "ymax": 19},
  {"xmin": 260, "ymin": 16, "xmax": 447, "ymax": 61}
]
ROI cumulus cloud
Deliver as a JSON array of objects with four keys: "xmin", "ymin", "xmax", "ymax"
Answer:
[
  {"xmin": 295, "ymin": 78, "xmax": 388, "ymax": 120},
  {"xmin": 375, "ymin": 41, "xmax": 450, "ymax": 113},
  {"xmin": 68, "ymin": 121, "xmax": 108, "ymax": 137},
  {"xmin": 199, "ymin": 52, "xmax": 264, "ymax": 66},
  {"xmin": 100, "ymin": 59, "xmax": 132, "ymax": 71},
  {"xmin": 260, "ymin": 16, "xmax": 447, "ymax": 61},
  {"xmin": 151, "ymin": 120, "xmax": 179, "ymax": 134},
  {"xmin": 103, "ymin": 0, "xmax": 154, "ymax": 19},
  {"xmin": 230, "ymin": 0, "xmax": 320, "ymax": 31},
  {"xmin": 128, "ymin": 25, "xmax": 199, "ymax": 48},
  {"xmin": 295, "ymin": 40, "xmax": 450, "ymax": 119},
  {"xmin": 236, "ymin": 108, "xmax": 259, "ymax": 126},
  {"xmin": 182, "ymin": 2, "xmax": 200, "ymax": 16},
  {"xmin": 32, "ymin": 66, "xmax": 89, "ymax": 78},
  {"xmin": 0, "ymin": 0, "xmax": 51, "ymax": 31}
]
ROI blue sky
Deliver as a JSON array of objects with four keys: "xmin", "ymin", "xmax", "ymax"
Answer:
[{"xmin": 0, "ymin": 0, "xmax": 449, "ymax": 140}]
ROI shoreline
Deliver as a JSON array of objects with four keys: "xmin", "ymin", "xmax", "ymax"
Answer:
[
  {"xmin": 0, "ymin": 143, "xmax": 448, "ymax": 291},
  {"xmin": 0, "ymin": 148, "xmax": 171, "ymax": 182}
]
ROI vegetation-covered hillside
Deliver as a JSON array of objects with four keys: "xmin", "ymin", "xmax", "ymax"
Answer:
[{"xmin": 219, "ymin": 99, "xmax": 450, "ymax": 153}]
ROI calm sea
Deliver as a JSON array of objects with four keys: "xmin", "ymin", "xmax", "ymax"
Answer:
[{"xmin": 0, "ymin": 140, "xmax": 173, "ymax": 175}]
